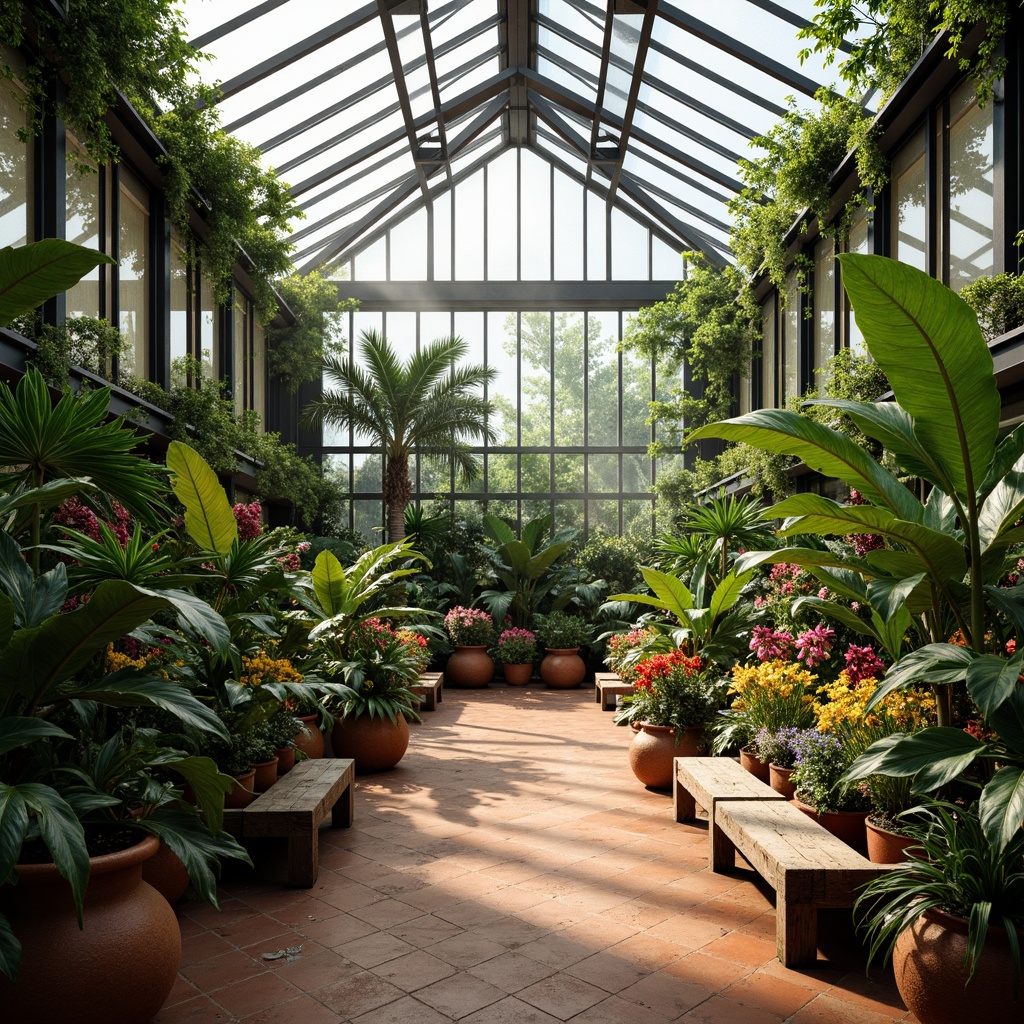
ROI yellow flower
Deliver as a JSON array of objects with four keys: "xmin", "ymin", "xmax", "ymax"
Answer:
[
  {"xmin": 813, "ymin": 670, "xmax": 935, "ymax": 734},
  {"xmin": 239, "ymin": 651, "xmax": 303, "ymax": 687}
]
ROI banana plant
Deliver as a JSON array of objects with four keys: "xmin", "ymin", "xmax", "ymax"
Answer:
[
  {"xmin": 478, "ymin": 514, "xmax": 576, "ymax": 627},
  {"xmin": 690, "ymin": 254, "xmax": 1024, "ymax": 852}
]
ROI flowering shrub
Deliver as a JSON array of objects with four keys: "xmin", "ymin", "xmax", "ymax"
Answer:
[
  {"xmin": 495, "ymin": 628, "xmax": 537, "ymax": 664},
  {"xmin": 614, "ymin": 650, "xmax": 726, "ymax": 734},
  {"xmin": 605, "ymin": 626, "xmax": 664, "ymax": 683},
  {"xmin": 345, "ymin": 618, "xmax": 430, "ymax": 674},
  {"xmin": 727, "ymin": 659, "xmax": 817, "ymax": 733},
  {"xmin": 233, "ymin": 501, "xmax": 262, "ymax": 541},
  {"xmin": 239, "ymin": 651, "xmax": 304, "ymax": 687},
  {"xmin": 53, "ymin": 496, "xmax": 130, "ymax": 546},
  {"xmin": 444, "ymin": 606, "xmax": 495, "ymax": 646},
  {"xmin": 845, "ymin": 489, "xmax": 884, "ymax": 556}
]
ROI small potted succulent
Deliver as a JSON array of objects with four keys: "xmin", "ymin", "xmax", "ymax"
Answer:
[
  {"xmin": 443, "ymin": 606, "xmax": 496, "ymax": 688},
  {"xmin": 495, "ymin": 627, "xmax": 537, "ymax": 685},
  {"xmin": 534, "ymin": 610, "xmax": 592, "ymax": 688}
]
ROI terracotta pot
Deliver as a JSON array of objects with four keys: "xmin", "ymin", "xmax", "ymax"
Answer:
[
  {"xmin": 502, "ymin": 662, "xmax": 533, "ymax": 685},
  {"xmin": 739, "ymin": 744, "xmax": 771, "ymax": 783},
  {"xmin": 332, "ymin": 712, "xmax": 410, "ymax": 773},
  {"xmin": 293, "ymin": 714, "xmax": 324, "ymax": 759},
  {"xmin": 628, "ymin": 723, "xmax": 704, "ymax": 790},
  {"xmin": 540, "ymin": 647, "xmax": 586, "ymax": 688},
  {"xmin": 0, "ymin": 835, "xmax": 181, "ymax": 1024},
  {"xmin": 865, "ymin": 816, "xmax": 918, "ymax": 864},
  {"xmin": 793, "ymin": 797, "xmax": 869, "ymax": 855},
  {"xmin": 252, "ymin": 756, "xmax": 279, "ymax": 792},
  {"xmin": 893, "ymin": 908, "xmax": 1020, "ymax": 1023},
  {"xmin": 275, "ymin": 746, "xmax": 296, "ymax": 773},
  {"xmin": 769, "ymin": 763, "xmax": 796, "ymax": 799},
  {"xmin": 446, "ymin": 646, "xmax": 494, "ymax": 688},
  {"xmin": 224, "ymin": 768, "xmax": 257, "ymax": 808},
  {"xmin": 141, "ymin": 840, "xmax": 190, "ymax": 905}
]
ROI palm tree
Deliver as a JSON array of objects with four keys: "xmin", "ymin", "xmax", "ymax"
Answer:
[{"xmin": 305, "ymin": 330, "xmax": 495, "ymax": 541}]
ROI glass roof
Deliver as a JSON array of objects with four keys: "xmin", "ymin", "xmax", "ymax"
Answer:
[{"xmin": 181, "ymin": 0, "xmax": 851, "ymax": 275}]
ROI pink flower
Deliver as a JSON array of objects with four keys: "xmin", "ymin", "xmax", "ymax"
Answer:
[
  {"xmin": 795, "ymin": 625, "xmax": 835, "ymax": 668},
  {"xmin": 817, "ymin": 587, "xmax": 828, "ymax": 600},
  {"xmin": 1007, "ymin": 639, "xmax": 1017, "ymax": 656},
  {"xmin": 845, "ymin": 643, "xmax": 885, "ymax": 684},
  {"xmin": 749, "ymin": 626, "xmax": 795, "ymax": 661},
  {"xmin": 233, "ymin": 501, "xmax": 263, "ymax": 540}
]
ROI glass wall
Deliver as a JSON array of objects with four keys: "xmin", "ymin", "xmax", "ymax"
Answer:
[
  {"xmin": 118, "ymin": 166, "xmax": 150, "ymax": 379},
  {"xmin": 0, "ymin": 57, "xmax": 32, "ymax": 249}
]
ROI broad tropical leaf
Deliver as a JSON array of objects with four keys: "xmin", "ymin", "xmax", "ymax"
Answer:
[
  {"xmin": 966, "ymin": 653, "xmax": 1024, "ymax": 718},
  {"xmin": 864, "ymin": 643, "xmax": 976, "ymax": 709},
  {"xmin": 152, "ymin": 754, "xmax": 234, "ymax": 836},
  {"xmin": 312, "ymin": 549, "xmax": 347, "ymax": 616},
  {"xmin": 979, "ymin": 765, "xmax": 1024, "ymax": 853},
  {"xmin": 709, "ymin": 570, "xmax": 751, "ymax": 620},
  {"xmin": 0, "ymin": 239, "xmax": 116, "ymax": 325},
  {"xmin": 688, "ymin": 407, "xmax": 921, "ymax": 519},
  {"xmin": 166, "ymin": 441, "xmax": 237, "ymax": 554},
  {"xmin": 0, "ymin": 718, "xmax": 72, "ymax": 757},
  {"xmin": 836, "ymin": 253, "xmax": 1000, "ymax": 502},
  {"xmin": 846, "ymin": 728, "xmax": 984, "ymax": 791}
]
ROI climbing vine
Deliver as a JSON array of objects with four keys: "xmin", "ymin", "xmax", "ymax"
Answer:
[
  {"xmin": 622, "ymin": 252, "xmax": 760, "ymax": 448},
  {"xmin": 797, "ymin": 0, "xmax": 1014, "ymax": 104}
]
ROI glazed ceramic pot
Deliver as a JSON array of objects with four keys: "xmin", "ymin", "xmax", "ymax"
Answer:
[
  {"xmin": 446, "ymin": 646, "xmax": 494, "ymax": 688},
  {"xmin": 502, "ymin": 662, "xmax": 534, "ymax": 685},
  {"xmin": 0, "ymin": 835, "xmax": 181, "ymax": 1024},
  {"xmin": 769, "ymin": 763, "xmax": 796, "ymax": 799},
  {"xmin": 252, "ymin": 756, "xmax": 279, "ymax": 792},
  {"xmin": 224, "ymin": 768, "xmax": 257, "ymax": 808},
  {"xmin": 332, "ymin": 712, "xmax": 410, "ymax": 773},
  {"xmin": 540, "ymin": 647, "xmax": 586, "ymax": 688},
  {"xmin": 793, "ymin": 797, "xmax": 869, "ymax": 854},
  {"xmin": 628, "ymin": 723, "xmax": 703, "ymax": 790},
  {"xmin": 893, "ymin": 908, "xmax": 1019, "ymax": 1024},
  {"xmin": 739, "ymin": 744, "xmax": 770, "ymax": 784},
  {"xmin": 275, "ymin": 746, "xmax": 296, "ymax": 773},
  {"xmin": 293, "ymin": 714, "xmax": 324, "ymax": 759},
  {"xmin": 865, "ymin": 816, "xmax": 918, "ymax": 863}
]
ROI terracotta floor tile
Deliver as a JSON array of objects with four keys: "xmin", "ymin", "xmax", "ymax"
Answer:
[
  {"xmin": 369, "ymin": 948, "xmax": 457, "ymax": 991},
  {"xmin": 616, "ymin": 971, "xmax": 712, "ymax": 1019},
  {"xmin": 349, "ymin": 994, "xmax": 453, "ymax": 1024},
  {"xmin": 788, "ymin": 991, "xmax": 914, "ymax": 1024},
  {"xmin": 676, "ymin": 994, "xmax": 784, "ymax": 1024},
  {"xmin": 389, "ymin": 913, "xmax": 467, "ymax": 948},
  {"xmin": 314, "ymin": 969, "xmax": 407, "ymax": 1017},
  {"xmin": 700, "ymin": 931, "xmax": 777, "ymax": 968},
  {"xmin": 237, "ymin": 993, "xmax": 345, "ymax": 1023},
  {"xmin": 178, "ymin": 948, "xmax": 267, "ymax": 993},
  {"xmin": 416, "ymin": 971, "xmax": 508, "ymax": 1018},
  {"xmin": 723, "ymin": 972, "xmax": 818, "ymax": 1017},
  {"xmin": 273, "ymin": 948, "xmax": 359, "ymax": 992},
  {"xmin": 563, "ymin": 950, "xmax": 651, "ymax": 994},
  {"xmin": 177, "ymin": 928, "xmax": 234, "ymax": 966},
  {"xmin": 335, "ymin": 930, "xmax": 420, "ymax": 968},
  {"xmin": 208, "ymin": 970, "xmax": 303, "ymax": 1017},
  {"xmin": 459, "ymin": 994, "xmax": 564, "ymax": 1024},
  {"xmin": 516, "ymin": 929, "xmax": 596, "ymax": 970},
  {"xmin": 661, "ymin": 951, "xmax": 751, "ymax": 992},
  {"xmin": 467, "ymin": 950, "xmax": 558, "ymax": 994},
  {"xmin": 426, "ymin": 931, "xmax": 509, "ymax": 968},
  {"xmin": 433, "ymin": 898, "xmax": 507, "ymax": 929},
  {"xmin": 152, "ymin": 993, "xmax": 233, "ymax": 1023},
  {"xmin": 298, "ymin": 911, "xmax": 379, "ymax": 948}
]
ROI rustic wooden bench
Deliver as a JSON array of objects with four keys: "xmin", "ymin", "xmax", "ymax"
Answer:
[
  {"xmin": 594, "ymin": 671, "xmax": 632, "ymax": 710},
  {"xmin": 712, "ymin": 799, "xmax": 891, "ymax": 966},
  {"xmin": 410, "ymin": 671, "xmax": 443, "ymax": 711},
  {"xmin": 674, "ymin": 756, "xmax": 785, "ymax": 824},
  {"xmin": 222, "ymin": 758, "xmax": 355, "ymax": 887}
]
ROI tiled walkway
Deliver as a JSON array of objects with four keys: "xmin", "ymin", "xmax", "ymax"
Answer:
[{"xmin": 157, "ymin": 686, "xmax": 916, "ymax": 1024}]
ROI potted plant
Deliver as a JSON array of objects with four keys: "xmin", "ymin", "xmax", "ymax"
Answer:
[
  {"xmin": 613, "ymin": 650, "xmax": 726, "ymax": 789},
  {"xmin": 495, "ymin": 627, "xmax": 537, "ymax": 685},
  {"xmin": 789, "ymin": 729, "xmax": 871, "ymax": 853},
  {"xmin": 855, "ymin": 801, "xmax": 1023, "ymax": 1024},
  {"xmin": 324, "ymin": 620, "xmax": 425, "ymax": 773},
  {"xmin": 534, "ymin": 609, "xmax": 592, "ymax": 688},
  {"xmin": 750, "ymin": 726, "xmax": 813, "ymax": 798},
  {"xmin": 711, "ymin": 658, "xmax": 817, "ymax": 781},
  {"xmin": 444, "ymin": 605, "xmax": 496, "ymax": 688}
]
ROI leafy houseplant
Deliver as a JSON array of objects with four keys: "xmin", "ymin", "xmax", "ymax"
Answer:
[
  {"xmin": 614, "ymin": 651, "xmax": 725, "ymax": 735},
  {"xmin": 855, "ymin": 801, "xmax": 1024, "ymax": 1021},
  {"xmin": 534, "ymin": 610, "xmax": 592, "ymax": 651},
  {"xmin": 444, "ymin": 606, "xmax": 495, "ymax": 648}
]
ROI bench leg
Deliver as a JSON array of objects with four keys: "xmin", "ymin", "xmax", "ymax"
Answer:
[
  {"xmin": 674, "ymin": 779, "xmax": 696, "ymax": 823},
  {"xmin": 331, "ymin": 780, "xmax": 354, "ymax": 828},
  {"xmin": 287, "ymin": 832, "xmax": 318, "ymax": 888},
  {"xmin": 710, "ymin": 819, "xmax": 735, "ymax": 872},
  {"xmin": 423, "ymin": 688, "xmax": 437, "ymax": 711},
  {"xmin": 777, "ymin": 902, "xmax": 817, "ymax": 967}
]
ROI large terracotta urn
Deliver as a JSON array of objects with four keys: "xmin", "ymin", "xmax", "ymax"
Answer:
[
  {"xmin": 141, "ymin": 840, "xmax": 190, "ymax": 905},
  {"xmin": 0, "ymin": 835, "xmax": 181, "ymax": 1024},
  {"xmin": 332, "ymin": 712, "xmax": 410, "ymax": 773},
  {"xmin": 628, "ymin": 723, "xmax": 703, "ymax": 790},
  {"xmin": 540, "ymin": 647, "xmax": 586, "ymax": 688},
  {"xmin": 893, "ymin": 908, "xmax": 1019, "ymax": 1023},
  {"xmin": 293, "ymin": 713, "xmax": 324, "ymax": 759},
  {"xmin": 446, "ymin": 646, "xmax": 494, "ymax": 688}
]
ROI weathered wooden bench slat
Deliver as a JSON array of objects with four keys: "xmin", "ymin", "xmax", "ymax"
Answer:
[{"xmin": 674, "ymin": 756, "xmax": 784, "ymax": 824}]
